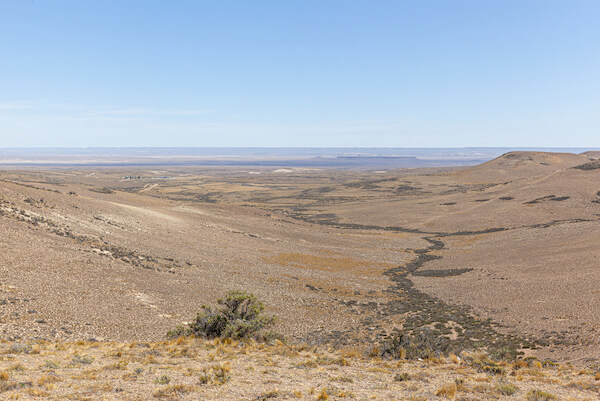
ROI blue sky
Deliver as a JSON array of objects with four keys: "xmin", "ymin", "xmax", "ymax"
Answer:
[{"xmin": 1, "ymin": 0, "xmax": 599, "ymax": 147}]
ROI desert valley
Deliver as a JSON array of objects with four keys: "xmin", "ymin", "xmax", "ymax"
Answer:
[
  {"xmin": 0, "ymin": 150, "xmax": 599, "ymax": 399},
  {"xmin": 3, "ymin": 1, "xmax": 599, "ymax": 398}
]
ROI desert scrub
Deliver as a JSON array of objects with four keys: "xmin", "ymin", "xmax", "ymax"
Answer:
[
  {"xmin": 153, "ymin": 384, "xmax": 196, "ymax": 399},
  {"xmin": 71, "ymin": 354, "xmax": 94, "ymax": 365},
  {"xmin": 44, "ymin": 360, "xmax": 60, "ymax": 369},
  {"xmin": 257, "ymin": 390, "xmax": 279, "ymax": 399},
  {"xmin": 167, "ymin": 290, "xmax": 280, "ymax": 341},
  {"xmin": 471, "ymin": 358, "xmax": 506, "ymax": 375},
  {"xmin": 88, "ymin": 187, "xmax": 115, "ymax": 194},
  {"xmin": 316, "ymin": 388, "xmax": 329, "ymax": 400},
  {"xmin": 526, "ymin": 389, "xmax": 557, "ymax": 400},
  {"xmin": 496, "ymin": 381, "xmax": 518, "ymax": 395},
  {"xmin": 198, "ymin": 364, "xmax": 231, "ymax": 385},
  {"xmin": 372, "ymin": 328, "xmax": 453, "ymax": 360},
  {"xmin": 394, "ymin": 372, "xmax": 410, "ymax": 382},
  {"xmin": 155, "ymin": 375, "xmax": 171, "ymax": 385},
  {"xmin": 9, "ymin": 343, "xmax": 32, "ymax": 354},
  {"xmin": 435, "ymin": 382, "xmax": 457, "ymax": 399}
]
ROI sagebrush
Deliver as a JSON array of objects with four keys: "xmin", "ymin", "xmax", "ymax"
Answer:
[{"xmin": 167, "ymin": 290, "xmax": 280, "ymax": 341}]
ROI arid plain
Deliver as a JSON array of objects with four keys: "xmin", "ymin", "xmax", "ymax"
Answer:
[{"xmin": 1, "ymin": 151, "xmax": 600, "ymax": 399}]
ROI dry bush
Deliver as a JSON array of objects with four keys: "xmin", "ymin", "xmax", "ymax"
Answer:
[
  {"xmin": 526, "ymin": 389, "xmax": 557, "ymax": 401},
  {"xmin": 373, "ymin": 328, "xmax": 454, "ymax": 360},
  {"xmin": 257, "ymin": 390, "xmax": 279, "ymax": 400},
  {"xmin": 394, "ymin": 372, "xmax": 410, "ymax": 382},
  {"xmin": 153, "ymin": 384, "xmax": 196, "ymax": 399},
  {"xmin": 0, "ymin": 380, "xmax": 18, "ymax": 393},
  {"xmin": 316, "ymin": 388, "xmax": 329, "ymax": 400},
  {"xmin": 26, "ymin": 388, "xmax": 51, "ymax": 397},
  {"xmin": 496, "ymin": 382, "xmax": 518, "ymax": 396},
  {"xmin": 38, "ymin": 374, "xmax": 61, "ymax": 386},
  {"xmin": 435, "ymin": 382, "xmax": 457, "ymax": 399},
  {"xmin": 155, "ymin": 375, "xmax": 171, "ymax": 385},
  {"xmin": 198, "ymin": 363, "xmax": 231, "ymax": 385},
  {"xmin": 514, "ymin": 359, "xmax": 529, "ymax": 369}
]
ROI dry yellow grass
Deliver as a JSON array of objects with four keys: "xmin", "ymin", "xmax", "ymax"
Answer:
[
  {"xmin": 435, "ymin": 382, "xmax": 457, "ymax": 399},
  {"xmin": 264, "ymin": 252, "xmax": 395, "ymax": 274},
  {"xmin": 0, "ymin": 338, "xmax": 594, "ymax": 400}
]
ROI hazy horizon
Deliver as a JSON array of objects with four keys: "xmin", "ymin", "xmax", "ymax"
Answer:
[{"xmin": 0, "ymin": 146, "xmax": 596, "ymax": 168}]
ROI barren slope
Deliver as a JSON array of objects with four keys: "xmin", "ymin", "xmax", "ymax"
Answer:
[
  {"xmin": 0, "ymin": 176, "xmax": 415, "ymax": 346},
  {"xmin": 452, "ymin": 151, "xmax": 591, "ymax": 184}
]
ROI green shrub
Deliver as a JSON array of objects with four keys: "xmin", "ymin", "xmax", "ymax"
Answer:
[
  {"xmin": 167, "ymin": 290, "xmax": 278, "ymax": 341},
  {"xmin": 166, "ymin": 325, "xmax": 193, "ymax": 339}
]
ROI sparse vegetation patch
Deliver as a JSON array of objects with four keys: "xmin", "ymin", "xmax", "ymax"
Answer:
[
  {"xmin": 167, "ymin": 291, "xmax": 279, "ymax": 341},
  {"xmin": 524, "ymin": 195, "xmax": 570, "ymax": 204},
  {"xmin": 88, "ymin": 187, "xmax": 115, "ymax": 194},
  {"xmin": 573, "ymin": 161, "xmax": 600, "ymax": 170}
]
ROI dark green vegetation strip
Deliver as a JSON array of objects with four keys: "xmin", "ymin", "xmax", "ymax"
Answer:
[
  {"xmin": 381, "ymin": 236, "xmax": 537, "ymax": 359},
  {"xmin": 292, "ymin": 211, "xmax": 590, "ymax": 357},
  {"xmin": 573, "ymin": 161, "xmax": 600, "ymax": 170},
  {"xmin": 524, "ymin": 195, "xmax": 570, "ymax": 204}
]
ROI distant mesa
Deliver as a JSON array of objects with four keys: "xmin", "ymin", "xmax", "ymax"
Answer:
[
  {"xmin": 453, "ymin": 151, "xmax": 593, "ymax": 183},
  {"xmin": 581, "ymin": 150, "xmax": 600, "ymax": 160},
  {"xmin": 489, "ymin": 151, "xmax": 590, "ymax": 168}
]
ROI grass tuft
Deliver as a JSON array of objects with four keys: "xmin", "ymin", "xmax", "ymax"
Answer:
[
  {"xmin": 496, "ymin": 382, "xmax": 518, "ymax": 396},
  {"xmin": 316, "ymin": 388, "xmax": 329, "ymax": 400},
  {"xmin": 435, "ymin": 382, "xmax": 457, "ymax": 399},
  {"xmin": 526, "ymin": 389, "xmax": 557, "ymax": 401},
  {"xmin": 153, "ymin": 384, "xmax": 196, "ymax": 399}
]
